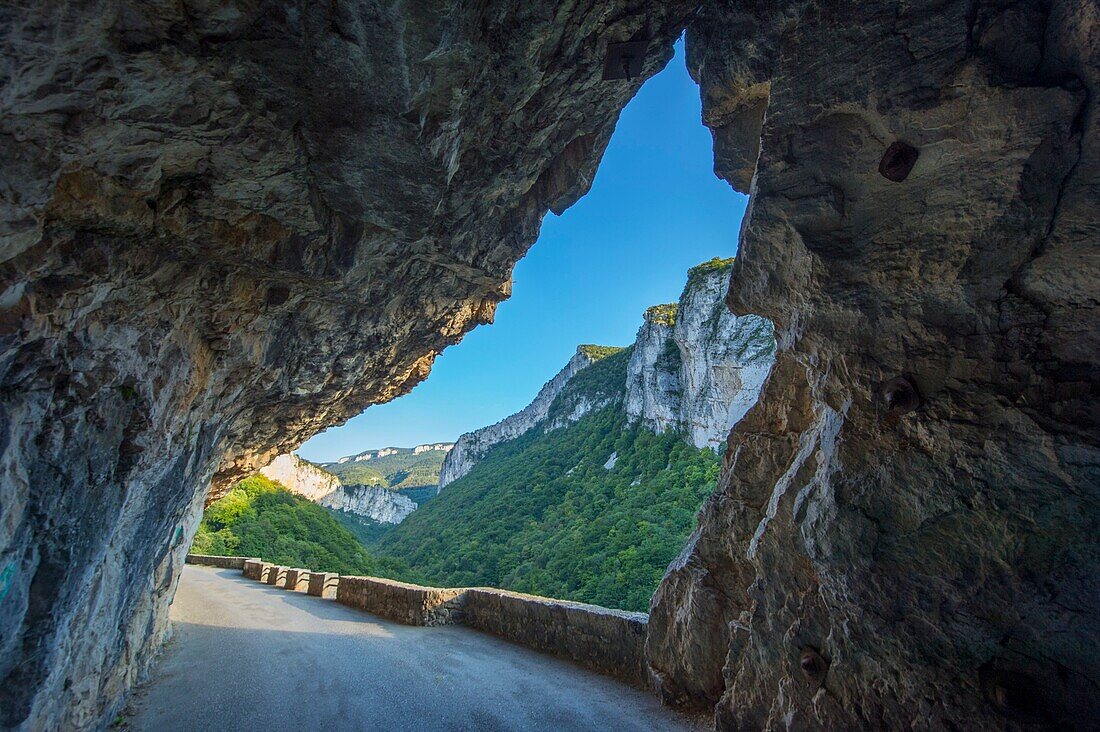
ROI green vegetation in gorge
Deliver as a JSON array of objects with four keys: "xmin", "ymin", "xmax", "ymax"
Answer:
[
  {"xmin": 373, "ymin": 405, "xmax": 719, "ymax": 612},
  {"xmin": 191, "ymin": 475, "xmax": 414, "ymax": 579}
]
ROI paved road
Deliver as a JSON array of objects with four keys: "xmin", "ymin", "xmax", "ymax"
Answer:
[{"xmin": 128, "ymin": 566, "xmax": 699, "ymax": 732}]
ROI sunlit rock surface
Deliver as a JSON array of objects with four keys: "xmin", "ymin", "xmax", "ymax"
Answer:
[
  {"xmin": 625, "ymin": 260, "xmax": 775, "ymax": 450},
  {"xmin": 259, "ymin": 453, "xmax": 415, "ymax": 523},
  {"xmin": 0, "ymin": 2, "xmax": 691, "ymax": 727},
  {"xmin": 647, "ymin": 2, "xmax": 1100, "ymax": 730}
]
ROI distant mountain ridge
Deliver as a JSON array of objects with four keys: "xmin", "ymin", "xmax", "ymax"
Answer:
[
  {"xmin": 322, "ymin": 443, "xmax": 454, "ymax": 491},
  {"xmin": 335, "ymin": 443, "xmax": 453, "ymax": 464}
]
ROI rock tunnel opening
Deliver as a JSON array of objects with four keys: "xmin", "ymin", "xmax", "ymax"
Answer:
[
  {"xmin": 208, "ymin": 35, "xmax": 777, "ymax": 618},
  {"xmin": 1, "ymin": 1, "xmax": 1097, "ymax": 730}
]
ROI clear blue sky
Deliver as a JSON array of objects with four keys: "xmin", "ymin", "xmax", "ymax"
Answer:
[{"xmin": 299, "ymin": 40, "xmax": 748, "ymax": 462}]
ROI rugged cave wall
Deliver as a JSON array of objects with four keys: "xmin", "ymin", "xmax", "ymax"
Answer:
[
  {"xmin": 0, "ymin": 2, "xmax": 694, "ymax": 728},
  {"xmin": 1, "ymin": 0, "xmax": 1096, "ymax": 729},
  {"xmin": 648, "ymin": 1, "xmax": 1099, "ymax": 730}
]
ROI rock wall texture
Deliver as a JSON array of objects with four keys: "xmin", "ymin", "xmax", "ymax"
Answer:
[
  {"xmin": 320, "ymin": 484, "xmax": 416, "ymax": 524},
  {"xmin": 259, "ymin": 453, "xmax": 341, "ymax": 502},
  {"xmin": 259, "ymin": 452, "xmax": 416, "ymax": 523},
  {"xmin": 648, "ymin": 1, "xmax": 1100, "ymax": 730},
  {"xmin": 625, "ymin": 261, "xmax": 775, "ymax": 449},
  {"xmin": 0, "ymin": 2, "xmax": 693, "ymax": 728},
  {"xmin": 439, "ymin": 347, "xmax": 597, "ymax": 487},
  {"xmin": 1, "ymin": 0, "xmax": 1096, "ymax": 729}
]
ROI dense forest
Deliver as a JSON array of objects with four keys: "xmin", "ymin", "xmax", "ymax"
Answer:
[
  {"xmin": 374, "ymin": 405, "xmax": 719, "ymax": 612},
  {"xmin": 192, "ymin": 475, "xmax": 414, "ymax": 579}
]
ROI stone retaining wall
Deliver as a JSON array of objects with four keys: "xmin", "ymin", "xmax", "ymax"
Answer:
[
  {"xmin": 185, "ymin": 554, "xmax": 255, "ymax": 570},
  {"xmin": 462, "ymin": 589, "xmax": 648, "ymax": 686},
  {"xmin": 337, "ymin": 576, "xmax": 465, "ymax": 627},
  {"xmin": 186, "ymin": 555, "xmax": 646, "ymax": 686},
  {"xmin": 266, "ymin": 566, "xmax": 287, "ymax": 586}
]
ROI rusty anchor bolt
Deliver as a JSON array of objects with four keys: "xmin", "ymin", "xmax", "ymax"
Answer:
[
  {"xmin": 881, "ymin": 376, "xmax": 921, "ymax": 416},
  {"xmin": 878, "ymin": 141, "xmax": 919, "ymax": 182},
  {"xmin": 799, "ymin": 647, "xmax": 829, "ymax": 687}
]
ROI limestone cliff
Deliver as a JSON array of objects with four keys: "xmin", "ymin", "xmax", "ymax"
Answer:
[
  {"xmin": 259, "ymin": 454, "xmax": 415, "ymax": 524},
  {"xmin": 441, "ymin": 260, "xmax": 775, "ymax": 484},
  {"xmin": 318, "ymin": 484, "xmax": 416, "ymax": 525},
  {"xmin": 626, "ymin": 259, "xmax": 774, "ymax": 450},
  {"xmin": 259, "ymin": 454, "xmax": 341, "ymax": 502}
]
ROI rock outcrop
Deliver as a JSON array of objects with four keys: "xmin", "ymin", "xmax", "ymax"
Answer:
[
  {"xmin": 441, "ymin": 262, "xmax": 774, "ymax": 483},
  {"xmin": 0, "ymin": 4, "xmax": 693, "ymax": 727},
  {"xmin": 439, "ymin": 347, "xmax": 598, "ymax": 488},
  {"xmin": 626, "ymin": 259, "xmax": 774, "ymax": 450},
  {"xmin": 319, "ymin": 484, "xmax": 416, "ymax": 525},
  {"xmin": 647, "ymin": 2, "xmax": 1100, "ymax": 730},
  {"xmin": 259, "ymin": 454, "xmax": 341, "ymax": 502},
  {"xmin": 259, "ymin": 453, "xmax": 415, "ymax": 524},
  {"xmin": 1, "ymin": 0, "xmax": 1097, "ymax": 730}
]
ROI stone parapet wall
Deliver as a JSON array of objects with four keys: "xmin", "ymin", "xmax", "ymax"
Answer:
[
  {"xmin": 337, "ymin": 576, "xmax": 465, "ymax": 627},
  {"xmin": 462, "ymin": 589, "xmax": 648, "ymax": 686},
  {"xmin": 189, "ymin": 555, "xmax": 647, "ymax": 686},
  {"xmin": 185, "ymin": 554, "xmax": 256, "ymax": 570}
]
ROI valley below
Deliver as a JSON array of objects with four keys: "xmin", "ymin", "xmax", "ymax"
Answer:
[{"xmin": 193, "ymin": 258, "xmax": 776, "ymax": 612}]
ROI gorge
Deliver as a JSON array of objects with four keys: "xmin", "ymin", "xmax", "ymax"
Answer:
[{"xmin": 1, "ymin": 1, "xmax": 1097, "ymax": 730}]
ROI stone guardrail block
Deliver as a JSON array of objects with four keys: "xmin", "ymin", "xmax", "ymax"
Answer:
[
  {"xmin": 337, "ymin": 576, "xmax": 465, "ymax": 627},
  {"xmin": 307, "ymin": 572, "xmax": 339, "ymax": 598},
  {"xmin": 266, "ymin": 566, "xmax": 287, "ymax": 587},
  {"xmin": 283, "ymin": 568, "xmax": 310, "ymax": 592},
  {"xmin": 243, "ymin": 559, "xmax": 264, "ymax": 580},
  {"xmin": 185, "ymin": 554, "xmax": 257, "ymax": 570},
  {"xmin": 461, "ymin": 588, "xmax": 648, "ymax": 686},
  {"xmin": 258, "ymin": 562, "xmax": 274, "ymax": 583}
]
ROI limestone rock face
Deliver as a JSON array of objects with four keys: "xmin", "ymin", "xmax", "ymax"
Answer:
[
  {"xmin": 0, "ymin": 2, "xmax": 692, "ymax": 728},
  {"xmin": 259, "ymin": 453, "xmax": 414, "ymax": 523},
  {"xmin": 259, "ymin": 454, "xmax": 341, "ymax": 502},
  {"xmin": 647, "ymin": 2, "xmax": 1100, "ymax": 730},
  {"xmin": 319, "ymin": 484, "xmax": 416, "ymax": 525},
  {"xmin": 625, "ymin": 262, "xmax": 775, "ymax": 450},
  {"xmin": 439, "ymin": 347, "xmax": 597, "ymax": 488}
]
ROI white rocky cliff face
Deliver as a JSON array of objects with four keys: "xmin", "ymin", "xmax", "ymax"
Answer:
[
  {"xmin": 259, "ymin": 454, "xmax": 341, "ymax": 502},
  {"xmin": 438, "ymin": 348, "xmax": 596, "ymax": 488},
  {"xmin": 318, "ymin": 485, "xmax": 416, "ymax": 524},
  {"xmin": 260, "ymin": 454, "xmax": 415, "ymax": 524},
  {"xmin": 441, "ymin": 260, "xmax": 776, "ymax": 487},
  {"xmin": 626, "ymin": 262, "xmax": 775, "ymax": 450}
]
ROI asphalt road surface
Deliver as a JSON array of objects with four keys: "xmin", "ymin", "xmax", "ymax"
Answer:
[{"xmin": 127, "ymin": 566, "xmax": 699, "ymax": 732}]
